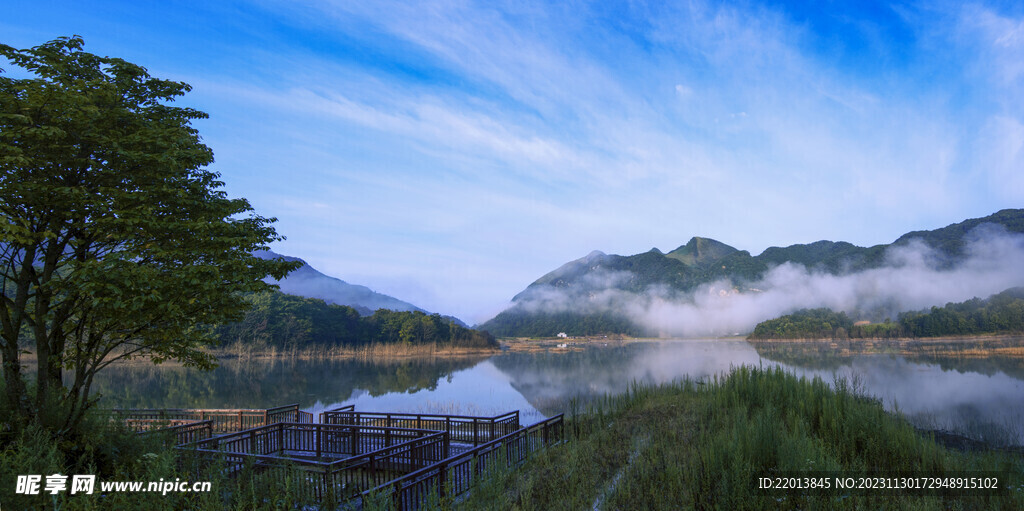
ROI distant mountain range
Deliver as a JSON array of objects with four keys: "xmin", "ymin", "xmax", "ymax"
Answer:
[
  {"xmin": 480, "ymin": 209, "xmax": 1024, "ymax": 337},
  {"xmin": 254, "ymin": 250, "xmax": 425, "ymax": 316}
]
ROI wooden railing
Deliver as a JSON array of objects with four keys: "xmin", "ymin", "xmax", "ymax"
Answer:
[
  {"xmin": 157, "ymin": 404, "xmax": 562, "ymax": 508},
  {"xmin": 323, "ymin": 404, "xmax": 355, "ymax": 414},
  {"xmin": 132, "ymin": 419, "xmax": 214, "ymax": 446},
  {"xmin": 321, "ymin": 408, "xmax": 520, "ymax": 446},
  {"xmin": 125, "ymin": 418, "xmax": 201, "ymax": 431},
  {"xmin": 111, "ymin": 404, "xmax": 313, "ymax": 434},
  {"xmin": 180, "ymin": 422, "xmax": 450, "ymax": 504},
  {"xmin": 359, "ymin": 414, "xmax": 565, "ymax": 510},
  {"xmin": 192, "ymin": 422, "xmax": 444, "ymax": 458},
  {"xmin": 267, "ymin": 403, "xmax": 315, "ymax": 425}
]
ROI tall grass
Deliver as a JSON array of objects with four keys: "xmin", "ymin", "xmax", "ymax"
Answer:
[
  {"xmin": 0, "ymin": 391, "xmax": 321, "ymax": 511},
  {"xmin": 457, "ymin": 366, "xmax": 1024, "ymax": 510},
  {"xmin": 0, "ymin": 422, "xmax": 336, "ymax": 510}
]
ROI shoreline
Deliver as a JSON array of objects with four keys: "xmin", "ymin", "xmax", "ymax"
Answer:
[
  {"xmin": 746, "ymin": 333, "xmax": 1024, "ymax": 343},
  {"xmin": 502, "ymin": 333, "xmax": 1024, "ymax": 345},
  {"xmin": 14, "ymin": 343, "xmax": 501, "ymax": 367},
  {"xmin": 209, "ymin": 344, "xmax": 499, "ymax": 361}
]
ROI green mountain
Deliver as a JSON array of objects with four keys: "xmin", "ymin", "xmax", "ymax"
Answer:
[
  {"xmin": 666, "ymin": 236, "xmax": 739, "ymax": 266},
  {"xmin": 512, "ymin": 239, "xmax": 762, "ymax": 304},
  {"xmin": 480, "ymin": 209, "xmax": 1024, "ymax": 337}
]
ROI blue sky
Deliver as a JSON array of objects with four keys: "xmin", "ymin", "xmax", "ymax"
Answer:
[{"xmin": 3, "ymin": 1, "xmax": 1023, "ymax": 324}]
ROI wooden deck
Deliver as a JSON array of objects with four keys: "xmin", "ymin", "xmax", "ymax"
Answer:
[
  {"xmin": 112, "ymin": 403, "xmax": 313, "ymax": 435},
  {"xmin": 116, "ymin": 404, "xmax": 563, "ymax": 510}
]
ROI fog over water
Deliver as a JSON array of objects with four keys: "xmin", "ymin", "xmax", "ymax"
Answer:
[
  {"xmin": 515, "ymin": 225, "xmax": 1024, "ymax": 337},
  {"xmin": 88, "ymin": 339, "xmax": 1024, "ymax": 445},
  {"xmin": 490, "ymin": 341, "xmax": 1024, "ymax": 445}
]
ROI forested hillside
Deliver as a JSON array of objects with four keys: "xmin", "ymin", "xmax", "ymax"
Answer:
[
  {"xmin": 482, "ymin": 311, "xmax": 643, "ymax": 338},
  {"xmin": 748, "ymin": 288, "xmax": 1024, "ymax": 340},
  {"xmin": 483, "ymin": 209, "xmax": 1024, "ymax": 337},
  {"xmin": 214, "ymin": 291, "xmax": 497, "ymax": 350}
]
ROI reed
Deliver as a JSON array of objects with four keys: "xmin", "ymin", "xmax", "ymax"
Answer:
[{"xmin": 458, "ymin": 366, "xmax": 1024, "ymax": 510}]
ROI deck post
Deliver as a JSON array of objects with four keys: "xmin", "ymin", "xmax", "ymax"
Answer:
[
  {"xmin": 439, "ymin": 457, "xmax": 447, "ymax": 499},
  {"xmin": 237, "ymin": 410, "xmax": 243, "ymax": 432},
  {"xmin": 278, "ymin": 422, "xmax": 284, "ymax": 453},
  {"xmin": 316, "ymin": 424, "xmax": 322, "ymax": 458},
  {"xmin": 317, "ymin": 467, "xmax": 325, "ymax": 502},
  {"xmin": 473, "ymin": 420, "xmax": 479, "ymax": 446},
  {"xmin": 369, "ymin": 452, "xmax": 376, "ymax": 487}
]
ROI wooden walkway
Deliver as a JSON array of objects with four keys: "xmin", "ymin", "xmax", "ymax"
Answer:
[
  {"xmin": 117, "ymin": 404, "xmax": 563, "ymax": 510},
  {"xmin": 112, "ymin": 403, "xmax": 313, "ymax": 435}
]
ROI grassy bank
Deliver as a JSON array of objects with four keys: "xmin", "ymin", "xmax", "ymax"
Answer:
[{"xmin": 459, "ymin": 366, "xmax": 1024, "ymax": 510}]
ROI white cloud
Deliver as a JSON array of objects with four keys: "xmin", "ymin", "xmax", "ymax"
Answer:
[
  {"xmin": 508, "ymin": 226, "xmax": 1024, "ymax": 337},
  {"xmin": 166, "ymin": 1, "xmax": 1024, "ymax": 318}
]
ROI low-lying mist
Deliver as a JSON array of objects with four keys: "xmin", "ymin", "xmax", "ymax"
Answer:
[{"xmin": 517, "ymin": 225, "xmax": 1024, "ymax": 337}]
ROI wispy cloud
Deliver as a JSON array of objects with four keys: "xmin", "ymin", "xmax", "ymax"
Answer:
[
  {"xmin": 7, "ymin": 0, "xmax": 1021, "ymax": 322},
  {"xmin": 232, "ymin": 0, "xmax": 1024, "ymax": 321}
]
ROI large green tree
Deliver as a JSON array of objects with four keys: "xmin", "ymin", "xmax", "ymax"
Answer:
[{"xmin": 0, "ymin": 37, "xmax": 298, "ymax": 436}]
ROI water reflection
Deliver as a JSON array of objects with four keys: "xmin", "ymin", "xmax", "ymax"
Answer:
[
  {"xmin": 90, "ymin": 355, "xmax": 486, "ymax": 409},
  {"xmin": 491, "ymin": 339, "xmax": 1024, "ymax": 445},
  {"xmin": 89, "ymin": 338, "xmax": 1024, "ymax": 445},
  {"xmin": 313, "ymin": 360, "xmax": 546, "ymax": 423},
  {"xmin": 752, "ymin": 340, "xmax": 1024, "ymax": 445},
  {"xmin": 490, "ymin": 341, "xmax": 762, "ymax": 415}
]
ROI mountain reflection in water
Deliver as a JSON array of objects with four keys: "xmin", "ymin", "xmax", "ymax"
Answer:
[{"xmin": 89, "ymin": 338, "xmax": 1024, "ymax": 446}]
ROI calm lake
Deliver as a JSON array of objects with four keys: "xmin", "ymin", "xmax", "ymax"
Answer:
[{"xmin": 92, "ymin": 338, "xmax": 1024, "ymax": 446}]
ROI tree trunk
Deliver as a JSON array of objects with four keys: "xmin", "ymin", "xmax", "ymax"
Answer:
[{"xmin": 1, "ymin": 346, "xmax": 28, "ymax": 429}]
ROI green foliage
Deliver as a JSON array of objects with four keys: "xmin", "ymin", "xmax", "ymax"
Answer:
[
  {"xmin": 897, "ymin": 288, "xmax": 1024, "ymax": 338},
  {"xmin": 0, "ymin": 37, "xmax": 298, "ymax": 436},
  {"xmin": 749, "ymin": 308, "xmax": 854, "ymax": 340},
  {"xmin": 458, "ymin": 367, "xmax": 1024, "ymax": 510},
  {"xmin": 481, "ymin": 308, "xmax": 643, "ymax": 338},
  {"xmin": 0, "ymin": 421, "xmax": 318, "ymax": 510},
  {"xmin": 750, "ymin": 288, "xmax": 1024, "ymax": 340},
  {"xmin": 214, "ymin": 291, "xmax": 498, "ymax": 350}
]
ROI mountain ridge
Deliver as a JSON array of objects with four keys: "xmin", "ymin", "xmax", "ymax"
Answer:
[
  {"xmin": 255, "ymin": 250, "xmax": 425, "ymax": 316},
  {"xmin": 482, "ymin": 209, "xmax": 1024, "ymax": 337}
]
